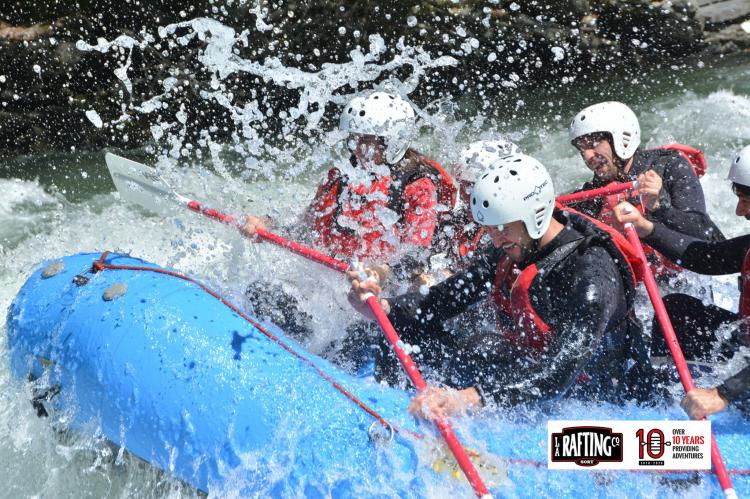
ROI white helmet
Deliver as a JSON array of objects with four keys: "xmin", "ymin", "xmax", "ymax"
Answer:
[
  {"xmin": 454, "ymin": 139, "xmax": 521, "ymax": 183},
  {"xmin": 569, "ymin": 101, "xmax": 641, "ymax": 160},
  {"xmin": 339, "ymin": 92, "xmax": 416, "ymax": 164},
  {"xmin": 728, "ymin": 145, "xmax": 750, "ymax": 188},
  {"xmin": 470, "ymin": 154, "xmax": 555, "ymax": 240}
]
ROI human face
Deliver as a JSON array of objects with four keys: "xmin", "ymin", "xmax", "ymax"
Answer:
[
  {"xmin": 573, "ymin": 133, "xmax": 619, "ymax": 182},
  {"xmin": 348, "ymin": 133, "xmax": 385, "ymax": 166},
  {"xmin": 487, "ymin": 220, "xmax": 534, "ymax": 262},
  {"xmin": 735, "ymin": 191, "xmax": 750, "ymax": 220}
]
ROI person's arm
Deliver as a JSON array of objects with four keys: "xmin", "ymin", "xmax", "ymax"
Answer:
[
  {"xmin": 399, "ymin": 177, "xmax": 438, "ymax": 247},
  {"xmin": 717, "ymin": 363, "xmax": 750, "ymax": 403},
  {"xmin": 387, "ymin": 246, "xmax": 500, "ymax": 328},
  {"xmin": 682, "ymin": 363, "xmax": 750, "ymax": 419},
  {"xmin": 613, "ymin": 201, "xmax": 750, "ymax": 275},
  {"xmin": 645, "ymin": 225, "xmax": 750, "ymax": 275},
  {"xmin": 647, "ymin": 156, "xmax": 723, "ymax": 240},
  {"xmin": 475, "ymin": 246, "xmax": 625, "ymax": 406}
]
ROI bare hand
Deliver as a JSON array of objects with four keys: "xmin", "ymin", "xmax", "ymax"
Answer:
[
  {"xmin": 637, "ymin": 170, "xmax": 663, "ymax": 212},
  {"xmin": 370, "ymin": 264, "xmax": 392, "ymax": 285},
  {"xmin": 681, "ymin": 388, "xmax": 729, "ymax": 420},
  {"xmin": 240, "ymin": 215, "xmax": 270, "ymax": 240},
  {"xmin": 408, "ymin": 385, "xmax": 482, "ymax": 421},
  {"xmin": 346, "ymin": 268, "xmax": 390, "ymax": 320},
  {"xmin": 612, "ymin": 201, "xmax": 654, "ymax": 237}
]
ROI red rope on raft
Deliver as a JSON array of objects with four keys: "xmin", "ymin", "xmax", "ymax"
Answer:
[
  {"xmin": 91, "ymin": 251, "xmax": 418, "ymax": 440},
  {"xmin": 90, "ymin": 252, "xmax": 750, "ymax": 481}
]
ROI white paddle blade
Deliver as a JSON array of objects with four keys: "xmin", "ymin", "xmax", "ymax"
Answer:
[{"xmin": 105, "ymin": 153, "xmax": 184, "ymax": 215}]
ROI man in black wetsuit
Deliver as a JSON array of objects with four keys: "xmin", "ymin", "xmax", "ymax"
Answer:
[
  {"xmin": 614, "ymin": 145, "xmax": 750, "ymax": 419},
  {"xmin": 568, "ymin": 101, "xmax": 723, "ymax": 244},
  {"xmin": 348, "ymin": 154, "xmax": 658, "ymax": 420}
]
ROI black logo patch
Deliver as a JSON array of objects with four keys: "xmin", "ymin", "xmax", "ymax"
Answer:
[{"xmin": 551, "ymin": 426, "xmax": 624, "ymax": 467}]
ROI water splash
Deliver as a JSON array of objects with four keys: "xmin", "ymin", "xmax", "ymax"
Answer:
[{"xmin": 77, "ymin": 17, "xmax": 457, "ymax": 175}]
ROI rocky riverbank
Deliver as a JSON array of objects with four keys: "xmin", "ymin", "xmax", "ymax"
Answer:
[{"xmin": 0, "ymin": 0, "xmax": 748, "ymax": 158}]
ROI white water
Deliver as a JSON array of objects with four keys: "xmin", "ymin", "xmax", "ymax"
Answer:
[{"xmin": 2, "ymin": 16, "xmax": 750, "ymax": 498}]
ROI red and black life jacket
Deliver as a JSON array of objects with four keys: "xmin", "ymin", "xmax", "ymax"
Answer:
[
  {"xmin": 490, "ymin": 206, "xmax": 641, "ymax": 354},
  {"xmin": 596, "ymin": 144, "xmax": 707, "ymax": 275},
  {"xmin": 662, "ymin": 143, "xmax": 707, "ymax": 178},
  {"xmin": 309, "ymin": 155, "xmax": 456, "ymax": 260},
  {"xmin": 457, "ymin": 227, "xmax": 485, "ymax": 259}
]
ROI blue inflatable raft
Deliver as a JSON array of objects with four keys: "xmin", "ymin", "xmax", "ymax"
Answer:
[{"xmin": 6, "ymin": 252, "xmax": 750, "ymax": 497}]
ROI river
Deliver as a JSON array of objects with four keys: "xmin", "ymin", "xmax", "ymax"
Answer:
[{"xmin": 1, "ymin": 25, "xmax": 749, "ymax": 497}]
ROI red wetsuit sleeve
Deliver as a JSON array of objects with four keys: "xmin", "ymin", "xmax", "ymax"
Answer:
[{"xmin": 400, "ymin": 177, "xmax": 438, "ymax": 247}]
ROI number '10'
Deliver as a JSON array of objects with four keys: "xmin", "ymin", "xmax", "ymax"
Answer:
[{"xmin": 637, "ymin": 428, "xmax": 666, "ymax": 459}]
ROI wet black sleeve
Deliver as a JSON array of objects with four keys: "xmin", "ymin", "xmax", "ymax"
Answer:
[
  {"xmin": 645, "ymin": 226, "xmax": 750, "ymax": 275},
  {"xmin": 647, "ymin": 156, "xmax": 723, "ymax": 240},
  {"xmin": 717, "ymin": 363, "xmax": 750, "ymax": 403},
  {"xmin": 387, "ymin": 246, "xmax": 499, "ymax": 329},
  {"xmin": 566, "ymin": 179, "xmax": 604, "ymax": 218},
  {"xmin": 478, "ymin": 245, "xmax": 626, "ymax": 405}
]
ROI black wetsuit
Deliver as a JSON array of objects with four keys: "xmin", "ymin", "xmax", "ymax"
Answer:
[
  {"xmin": 380, "ymin": 210, "xmax": 658, "ymax": 407},
  {"xmin": 573, "ymin": 148, "xmax": 724, "ymax": 242},
  {"xmin": 645, "ymin": 225, "xmax": 750, "ymax": 404}
]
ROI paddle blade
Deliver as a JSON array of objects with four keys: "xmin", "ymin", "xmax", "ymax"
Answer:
[{"xmin": 105, "ymin": 153, "xmax": 184, "ymax": 215}]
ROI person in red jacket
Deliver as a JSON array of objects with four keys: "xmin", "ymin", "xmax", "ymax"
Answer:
[
  {"xmin": 242, "ymin": 92, "xmax": 454, "ymax": 344},
  {"xmin": 243, "ymin": 91, "xmax": 454, "ymax": 276}
]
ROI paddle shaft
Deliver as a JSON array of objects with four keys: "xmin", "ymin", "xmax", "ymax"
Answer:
[
  {"xmin": 187, "ymin": 199, "xmax": 491, "ymax": 496},
  {"xmin": 623, "ymin": 223, "xmax": 736, "ymax": 498},
  {"xmin": 186, "ymin": 200, "xmax": 349, "ymax": 273},
  {"xmin": 557, "ymin": 181, "xmax": 638, "ymax": 205},
  {"xmin": 366, "ymin": 295, "xmax": 492, "ymax": 498}
]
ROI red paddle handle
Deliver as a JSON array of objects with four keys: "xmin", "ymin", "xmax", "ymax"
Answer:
[{"xmin": 366, "ymin": 296, "xmax": 491, "ymax": 498}]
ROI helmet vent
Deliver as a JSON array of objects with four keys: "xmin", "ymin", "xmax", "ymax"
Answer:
[
  {"xmin": 494, "ymin": 176, "xmax": 500, "ymax": 183},
  {"xmin": 534, "ymin": 206, "xmax": 546, "ymax": 227},
  {"xmin": 359, "ymin": 110, "xmax": 366, "ymax": 116},
  {"xmin": 472, "ymin": 197, "xmax": 476, "ymax": 205},
  {"xmin": 510, "ymin": 170, "xmax": 517, "ymax": 176},
  {"xmin": 483, "ymin": 200, "xmax": 489, "ymax": 208},
  {"xmin": 580, "ymin": 115, "xmax": 586, "ymax": 121}
]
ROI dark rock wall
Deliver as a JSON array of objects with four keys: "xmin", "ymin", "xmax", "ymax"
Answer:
[{"xmin": 0, "ymin": 1, "xmax": 742, "ymax": 157}]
